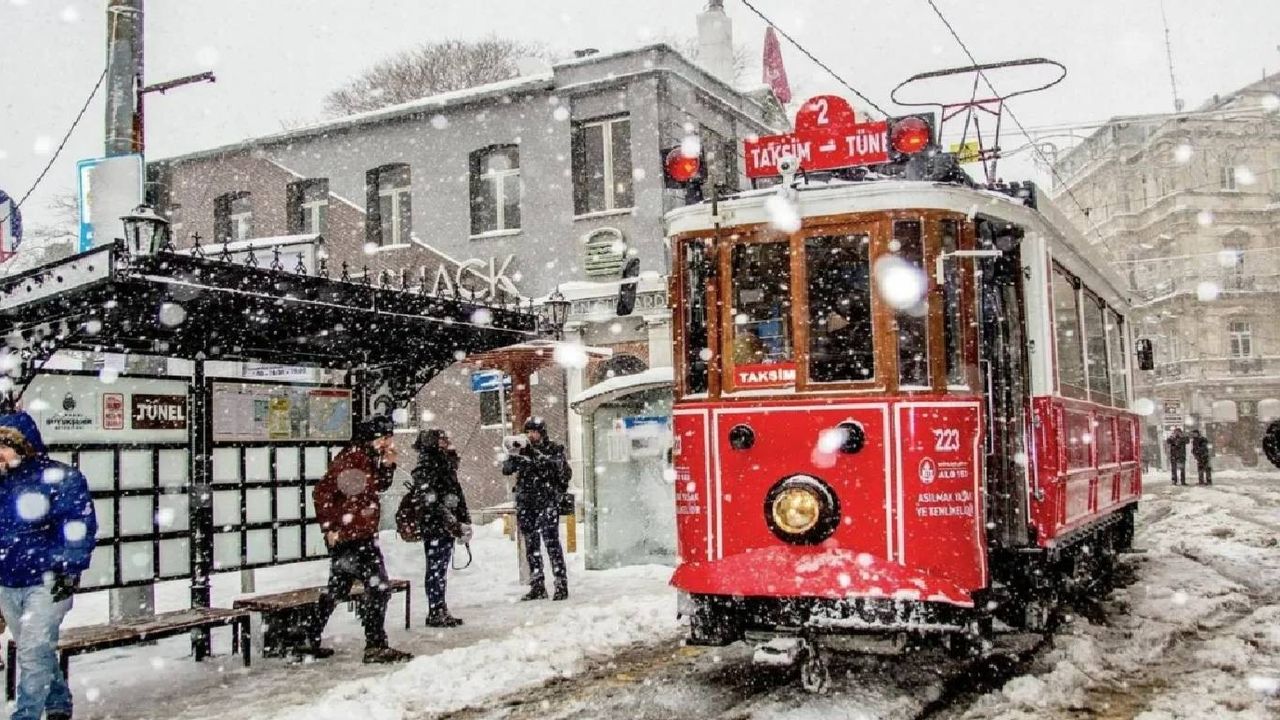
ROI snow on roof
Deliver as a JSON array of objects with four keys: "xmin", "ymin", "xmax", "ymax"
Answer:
[
  {"xmin": 535, "ymin": 271, "xmax": 666, "ymax": 303},
  {"xmin": 570, "ymin": 366, "xmax": 673, "ymax": 413},
  {"xmin": 182, "ymin": 235, "xmax": 322, "ymax": 255}
]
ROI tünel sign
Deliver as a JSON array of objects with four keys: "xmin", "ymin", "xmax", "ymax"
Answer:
[{"xmin": 131, "ymin": 394, "xmax": 188, "ymax": 430}]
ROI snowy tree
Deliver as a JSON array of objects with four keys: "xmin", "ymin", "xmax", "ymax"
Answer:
[{"xmin": 323, "ymin": 37, "xmax": 550, "ymax": 116}]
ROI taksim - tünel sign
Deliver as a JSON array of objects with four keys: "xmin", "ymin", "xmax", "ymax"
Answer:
[{"xmin": 743, "ymin": 95, "xmax": 889, "ymax": 178}]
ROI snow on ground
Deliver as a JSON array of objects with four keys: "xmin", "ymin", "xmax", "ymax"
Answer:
[
  {"xmin": 959, "ymin": 469, "xmax": 1280, "ymax": 720},
  {"xmin": 56, "ymin": 522, "xmax": 675, "ymax": 720}
]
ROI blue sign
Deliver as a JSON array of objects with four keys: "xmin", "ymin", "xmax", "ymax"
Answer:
[
  {"xmin": 622, "ymin": 416, "xmax": 668, "ymax": 429},
  {"xmin": 0, "ymin": 189, "xmax": 21, "ymax": 253},
  {"xmin": 470, "ymin": 371, "xmax": 511, "ymax": 393}
]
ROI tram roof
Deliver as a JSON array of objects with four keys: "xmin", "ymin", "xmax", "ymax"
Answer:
[{"xmin": 664, "ymin": 180, "xmax": 1132, "ymax": 311}]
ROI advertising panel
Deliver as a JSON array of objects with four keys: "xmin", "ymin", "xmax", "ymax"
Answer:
[{"xmin": 24, "ymin": 374, "xmax": 189, "ymax": 443}]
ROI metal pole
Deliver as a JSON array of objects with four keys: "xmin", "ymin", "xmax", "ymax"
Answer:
[
  {"xmin": 105, "ymin": 0, "xmax": 143, "ymax": 157},
  {"xmin": 189, "ymin": 360, "xmax": 213, "ymax": 657}
]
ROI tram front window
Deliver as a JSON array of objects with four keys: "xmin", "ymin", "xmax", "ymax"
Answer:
[
  {"xmin": 893, "ymin": 220, "xmax": 930, "ymax": 387},
  {"xmin": 730, "ymin": 242, "xmax": 793, "ymax": 379},
  {"xmin": 683, "ymin": 240, "xmax": 710, "ymax": 394},
  {"xmin": 806, "ymin": 234, "xmax": 874, "ymax": 382}
]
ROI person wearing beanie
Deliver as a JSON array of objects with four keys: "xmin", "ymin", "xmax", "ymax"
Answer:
[{"xmin": 501, "ymin": 416, "xmax": 571, "ymax": 601}]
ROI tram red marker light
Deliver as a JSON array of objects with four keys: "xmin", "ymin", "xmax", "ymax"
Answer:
[
  {"xmin": 665, "ymin": 147, "xmax": 702, "ymax": 183},
  {"xmin": 891, "ymin": 117, "xmax": 932, "ymax": 155}
]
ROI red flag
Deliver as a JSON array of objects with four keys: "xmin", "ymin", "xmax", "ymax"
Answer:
[{"xmin": 762, "ymin": 27, "xmax": 792, "ymax": 104}]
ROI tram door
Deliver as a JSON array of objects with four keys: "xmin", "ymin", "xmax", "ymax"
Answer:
[{"xmin": 976, "ymin": 222, "xmax": 1032, "ymax": 548}]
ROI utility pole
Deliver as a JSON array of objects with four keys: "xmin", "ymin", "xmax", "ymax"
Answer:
[
  {"xmin": 104, "ymin": 0, "xmax": 156, "ymax": 625},
  {"xmin": 105, "ymin": 0, "xmax": 143, "ymax": 157},
  {"xmin": 1159, "ymin": 0, "xmax": 1184, "ymax": 112}
]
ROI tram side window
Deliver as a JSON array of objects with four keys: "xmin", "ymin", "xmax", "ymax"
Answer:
[
  {"xmin": 1083, "ymin": 292, "xmax": 1111, "ymax": 403},
  {"xmin": 1052, "ymin": 267, "xmax": 1089, "ymax": 400},
  {"xmin": 730, "ymin": 242, "xmax": 793, "ymax": 369},
  {"xmin": 806, "ymin": 234, "xmax": 874, "ymax": 383},
  {"xmin": 940, "ymin": 220, "xmax": 965, "ymax": 386},
  {"xmin": 1106, "ymin": 310, "xmax": 1129, "ymax": 407},
  {"xmin": 683, "ymin": 240, "xmax": 710, "ymax": 394},
  {"xmin": 893, "ymin": 220, "xmax": 930, "ymax": 387}
]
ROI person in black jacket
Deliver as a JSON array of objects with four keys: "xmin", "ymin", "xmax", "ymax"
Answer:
[
  {"xmin": 1166, "ymin": 427, "xmax": 1189, "ymax": 485},
  {"xmin": 1190, "ymin": 429, "xmax": 1212, "ymax": 485},
  {"xmin": 409, "ymin": 429, "xmax": 471, "ymax": 627},
  {"xmin": 501, "ymin": 417, "xmax": 571, "ymax": 601}
]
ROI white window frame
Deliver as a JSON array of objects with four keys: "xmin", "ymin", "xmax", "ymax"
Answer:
[
  {"xmin": 230, "ymin": 204, "xmax": 252, "ymax": 241},
  {"xmin": 301, "ymin": 196, "xmax": 327, "ymax": 235},
  {"xmin": 581, "ymin": 117, "xmax": 631, "ymax": 213},
  {"xmin": 1229, "ymin": 321, "xmax": 1253, "ymax": 358},
  {"xmin": 378, "ymin": 182, "xmax": 411, "ymax": 246},
  {"xmin": 474, "ymin": 147, "xmax": 520, "ymax": 234}
]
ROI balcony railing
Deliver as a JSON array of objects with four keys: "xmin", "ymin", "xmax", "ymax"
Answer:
[
  {"xmin": 1229, "ymin": 357, "xmax": 1265, "ymax": 375},
  {"xmin": 1148, "ymin": 356, "xmax": 1280, "ymax": 384}
]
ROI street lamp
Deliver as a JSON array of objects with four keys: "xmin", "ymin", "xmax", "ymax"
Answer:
[
  {"xmin": 120, "ymin": 204, "xmax": 170, "ymax": 256},
  {"xmin": 544, "ymin": 287, "xmax": 570, "ymax": 340}
]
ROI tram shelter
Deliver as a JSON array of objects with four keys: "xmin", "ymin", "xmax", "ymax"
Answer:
[{"xmin": 0, "ymin": 239, "xmax": 539, "ymax": 653}]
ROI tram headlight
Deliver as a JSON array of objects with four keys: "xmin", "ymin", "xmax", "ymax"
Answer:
[
  {"xmin": 764, "ymin": 475, "xmax": 841, "ymax": 545},
  {"xmin": 772, "ymin": 487, "xmax": 822, "ymax": 534}
]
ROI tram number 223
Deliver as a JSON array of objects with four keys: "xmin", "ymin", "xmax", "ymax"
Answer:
[{"xmin": 932, "ymin": 428, "xmax": 961, "ymax": 452}]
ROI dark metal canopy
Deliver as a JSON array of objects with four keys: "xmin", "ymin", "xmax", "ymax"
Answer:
[{"xmin": 0, "ymin": 242, "xmax": 539, "ymax": 403}]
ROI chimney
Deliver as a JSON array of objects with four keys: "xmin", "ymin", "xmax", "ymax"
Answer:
[
  {"xmin": 574, "ymin": 48, "xmax": 599, "ymax": 59},
  {"xmin": 697, "ymin": 0, "xmax": 735, "ymax": 85}
]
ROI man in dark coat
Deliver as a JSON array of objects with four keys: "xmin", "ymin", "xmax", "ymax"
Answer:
[
  {"xmin": 1190, "ymin": 429, "xmax": 1212, "ymax": 485},
  {"xmin": 409, "ymin": 429, "xmax": 471, "ymax": 627},
  {"xmin": 1166, "ymin": 427, "xmax": 1189, "ymax": 485},
  {"xmin": 0, "ymin": 412, "xmax": 97, "ymax": 720},
  {"xmin": 502, "ymin": 417, "xmax": 571, "ymax": 601},
  {"xmin": 307, "ymin": 415, "xmax": 412, "ymax": 664}
]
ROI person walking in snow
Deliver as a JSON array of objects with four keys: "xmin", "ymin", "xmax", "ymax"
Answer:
[
  {"xmin": 306, "ymin": 415, "xmax": 412, "ymax": 664},
  {"xmin": 0, "ymin": 411, "xmax": 97, "ymax": 720},
  {"xmin": 1166, "ymin": 427, "xmax": 1189, "ymax": 486},
  {"xmin": 408, "ymin": 429, "xmax": 472, "ymax": 627},
  {"xmin": 502, "ymin": 417, "xmax": 571, "ymax": 601},
  {"xmin": 1190, "ymin": 429, "xmax": 1213, "ymax": 486}
]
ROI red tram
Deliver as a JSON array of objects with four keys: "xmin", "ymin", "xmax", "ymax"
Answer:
[{"xmin": 662, "ymin": 95, "xmax": 1143, "ymax": 688}]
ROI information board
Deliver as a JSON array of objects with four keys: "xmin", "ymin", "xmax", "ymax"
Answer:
[{"xmin": 211, "ymin": 382, "xmax": 351, "ymax": 443}]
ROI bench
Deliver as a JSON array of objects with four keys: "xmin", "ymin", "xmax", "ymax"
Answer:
[
  {"xmin": 233, "ymin": 578, "xmax": 410, "ymax": 657},
  {"xmin": 5, "ymin": 607, "xmax": 250, "ymax": 701}
]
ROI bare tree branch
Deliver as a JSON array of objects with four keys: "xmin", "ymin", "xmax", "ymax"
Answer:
[{"xmin": 323, "ymin": 37, "xmax": 551, "ymax": 117}]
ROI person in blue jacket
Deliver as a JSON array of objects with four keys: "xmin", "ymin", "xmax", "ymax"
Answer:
[{"xmin": 0, "ymin": 411, "xmax": 97, "ymax": 720}]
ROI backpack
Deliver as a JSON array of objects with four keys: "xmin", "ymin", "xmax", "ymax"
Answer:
[{"xmin": 395, "ymin": 490, "xmax": 422, "ymax": 543}]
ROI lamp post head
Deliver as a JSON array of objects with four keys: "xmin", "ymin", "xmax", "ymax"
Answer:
[
  {"xmin": 120, "ymin": 204, "xmax": 170, "ymax": 256},
  {"xmin": 544, "ymin": 287, "xmax": 570, "ymax": 340}
]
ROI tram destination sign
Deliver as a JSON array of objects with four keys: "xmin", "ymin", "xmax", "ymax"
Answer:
[{"xmin": 744, "ymin": 95, "xmax": 889, "ymax": 178}]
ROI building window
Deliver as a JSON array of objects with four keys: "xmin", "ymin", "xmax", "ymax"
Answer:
[
  {"xmin": 1220, "ymin": 165, "xmax": 1238, "ymax": 191},
  {"xmin": 572, "ymin": 116, "xmax": 633, "ymax": 215},
  {"xmin": 1222, "ymin": 243, "xmax": 1246, "ymax": 289},
  {"xmin": 366, "ymin": 164, "xmax": 411, "ymax": 246},
  {"xmin": 214, "ymin": 191, "xmax": 252, "ymax": 243},
  {"xmin": 1229, "ymin": 321, "xmax": 1253, "ymax": 358},
  {"xmin": 470, "ymin": 145, "xmax": 520, "ymax": 235},
  {"xmin": 287, "ymin": 179, "xmax": 328, "ymax": 235}
]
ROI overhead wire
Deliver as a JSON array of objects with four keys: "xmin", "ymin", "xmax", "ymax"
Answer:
[
  {"xmin": 738, "ymin": 0, "xmax": 891, "ymax": 118},
  {"xmin": 921, "ymin": 0, "xmax": 1109, "ymax": 246},
  {"xmin": 0, "ymin": 66, "xmax": 108, "ymax": 232}
]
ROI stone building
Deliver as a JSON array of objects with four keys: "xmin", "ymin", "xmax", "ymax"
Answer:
[
  {"xmin": 149, "ymin": 26, "xmax": 782, "ymax": 505},
  {"xmin": 1051, "ymin": 73, "xmax": 1280, "ymax": 467}
]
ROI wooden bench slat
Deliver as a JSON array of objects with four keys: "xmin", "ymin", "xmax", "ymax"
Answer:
[{"xmin": 232, "ymin": 579, "xmax": 410, "ymax": 612}]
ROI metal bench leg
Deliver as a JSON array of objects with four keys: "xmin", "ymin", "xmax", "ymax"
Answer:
[
  {"xmin": 404, "ymin": 587, "xmax": 411, "ymax": 630},
  {"xmin": 242, "ymin": 619, "xmax": 252, "ymax": 667},
  {"xmin": 231, "ymin": 621, "xmax": 239, "ymax": 656},
  {"xmin": 6, "ymin": 640, "xmax": 15, "ymax": 702},
  {"xmin": 59, "ymin": 652, "xmax": 68, "ymax": 685}
]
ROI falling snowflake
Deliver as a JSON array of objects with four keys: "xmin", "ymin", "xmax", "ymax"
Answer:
[
  {"xmin": 158, "ymin": 302, "xmax": 187, "ymax": 327},
  {"xmin": 874, "ymin": 256, "xmax": 927, "ymax": 311},
  {"xmin": 764, "ymin": 195, "xmax": 801, "ymax": 232},
  {"xmin": 1132, "ymin": 398, "xmax": 1156, "ymax": 416},
  {"xmin": 1196, "ymin": 281, "xmax": 1220, "ymax": 301},
  {"xmin": 1196, "ymin": 210, "xmax": 1214, "ymax": 226},
  {"xmin": 63, "ymin": 520, "xmax": 88, "ymax": 542},
  {"xmin": 1173, "ymin": 143, "xmax": 1193, "ymax": 163},
  {"xmin": 553, "ymin": 343, "xmax": 589, "ymax": 369},
  {"xmin": 16, "ymin": 492, "xmax": 48, "ymax": 521},
  {"xmin": 431, "ymin": 114, "xmax": 449, "ymax": 129}
]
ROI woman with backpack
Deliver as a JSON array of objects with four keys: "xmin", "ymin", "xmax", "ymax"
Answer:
[{"xmin": 404, "ymin": 429, "xmax": 472, "ymax": 627}]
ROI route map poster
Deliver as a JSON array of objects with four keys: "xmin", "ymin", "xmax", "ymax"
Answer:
[{"xmin": 212, "ymin": 382, "xmax": 352, "ymax": 442}]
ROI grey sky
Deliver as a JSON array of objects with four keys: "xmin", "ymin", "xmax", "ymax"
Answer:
[{"xmin": 3, "ymin": 0, "xmax": 1278, "ymax": 230}]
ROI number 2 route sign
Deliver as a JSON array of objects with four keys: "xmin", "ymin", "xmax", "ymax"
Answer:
[{"xmin": 743, "ymin": 95, "xmax": 889, "ymax": 178}]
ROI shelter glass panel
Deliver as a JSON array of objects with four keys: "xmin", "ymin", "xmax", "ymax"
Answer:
[
  {"xmin": 275, "ymin": 447, "xmax": 301, "ymax": 481},
  {"xmin": 159, "ymin": 538, "xmax": 190, "ymax": 577},
  {"xmin": 158, "ymin": 449, "xmax": 188, "ymax": 487},
  {"xmin": 80, "ymin": 452, "xmax": 114, "ymax": 491},
  {"xmin": 214, "ymin": 532, "xmax": 241, "ymax": 570},
  {"xmin": 805, "ymin": 233, "xmax": 874, "ymax": 383},
  {"xmin": 119, "ymin": 451, "xmax": 152, "ymax": 489},
  {"xmin": 120, "ymin": 541, "xmax": 154, "ymax": 582},
  {"xmin": 119, "ymin": 496, "xmax": 153, "ymax": 536},
  {"xmin": 246, "ymin": 529, "xmax": 273, "ymax": 565}
]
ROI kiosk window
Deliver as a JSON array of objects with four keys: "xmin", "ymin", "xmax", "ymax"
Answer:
[
  {"xmin": 730, "ymin": 242, "xmax": 793, "ymax": 368},
  {"xmin": 806, "ymin": 234, "xmax": 874, "ymax": 382}
]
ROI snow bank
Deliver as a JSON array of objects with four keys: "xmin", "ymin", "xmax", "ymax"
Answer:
[{"xmin": 268, "ymin": 593, "xmax": 676, "ymax": 720}]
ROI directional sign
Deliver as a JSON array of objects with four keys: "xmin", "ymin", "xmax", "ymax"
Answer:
[
  {"xmin": 0, "ymin": 189, "xmax": 21, "ymax": 257},
  {"xmin": 744, "ymin": 120, "xmax": 889, "ymax": 178},
  {"xmin": 470, "ymin": 370, "xmax": 511, "ymax": 393}
]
